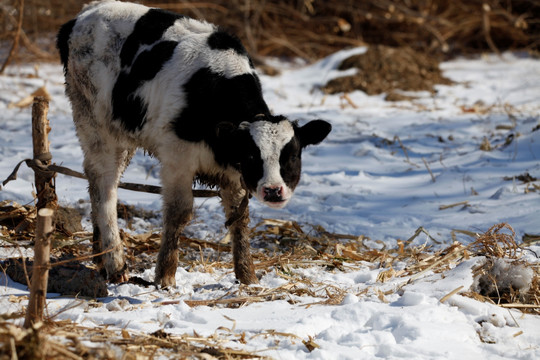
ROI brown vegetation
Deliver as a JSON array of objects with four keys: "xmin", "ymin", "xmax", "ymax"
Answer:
[
  {"xmin": 2, "ymin": 185, "xmax": 539, "ymax": 357},
  {"xmin": 2, "ymin": 1, "xmax": 537, "ymax": 95},
  {"xmin": 1, "ymin": 0, "xmax": 539, "ymax": 69},
  {"xmin": 1, "ymin": 207, "xmax": 539, "ymax": 356}
]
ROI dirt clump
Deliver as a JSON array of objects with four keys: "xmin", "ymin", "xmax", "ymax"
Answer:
[
  {"xmin": 0, "ymin": 200, "xmax": 83, "ymax": 235},
  {"xmin": 54, "ymin": 206, "xmax": 83, "ymax": 235},
  {"xmin": 323, "ymin": 45, "xmax": 453, "ymax": 100},
  {"xmin": 3, "ymin": 257, "xmax": 108, "ymax": 298}
]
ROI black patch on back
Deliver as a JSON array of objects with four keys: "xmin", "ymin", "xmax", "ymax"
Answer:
[
  {"xmin": 207, "ymin": 30, "xmax": 255, "ymax": 68},
  {"xmin": 279, "ymin": 137, "xmax": 302, "ymax": 190},
  {"xmin": 208, "ymin": 30, "xmax": 247, "ymax": 55},
  {"xmin": 112, "ymin": 41, "xmax": 178, "ymax": 131},
  {"xmin": 57, "ymin": 18, "xmax": 77, "ymax": 73},
  {"xmin": 120, "ymin": 8, "xmax": 185, "ymax": 68}
]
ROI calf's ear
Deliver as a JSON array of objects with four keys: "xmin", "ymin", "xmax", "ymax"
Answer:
[{"xmin": 297, "ymin": 120, "xmax": 332, "ymax": 147}]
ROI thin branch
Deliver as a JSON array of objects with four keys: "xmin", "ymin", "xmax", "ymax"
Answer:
[{"xmin": 0, "ymin": 0, "xmax": 24, "ymax": 74}]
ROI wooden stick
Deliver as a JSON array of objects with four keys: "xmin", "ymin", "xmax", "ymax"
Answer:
[
  {"xmin": 23, "ymin": 97, "xmax": 57, "ymax": 328},
  {"xmin": 24, "ymin": 207, "xmax": 54, "ymax": 328},
  {"xmin": 31, "ymin": 96, "xmax": 57, "ymax": 211},
  {"xmin": 47, "ymin": 163, "xmax": 219, "ymax": 197}
]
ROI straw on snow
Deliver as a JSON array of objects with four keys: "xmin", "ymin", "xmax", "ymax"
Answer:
[{"xmin": 1, "ymin": 199, "xmax": 539, "ymax": 358}]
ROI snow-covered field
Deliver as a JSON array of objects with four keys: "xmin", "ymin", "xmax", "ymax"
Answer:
[{"xmin": 1, "ymin": 49, "xmax": 539, "ymax": 359}]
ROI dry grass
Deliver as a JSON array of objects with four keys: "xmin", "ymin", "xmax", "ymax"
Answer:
[
  {"xmin": 1, "ymin": 0, "xmax": 539, "ymax": 69},
  {"xmin": 469, "ymin": 222, "xmax": 519, "ymax": 259},
  {"xmin": 0, "ymin": 320, "xmax": 270, "ymax": 359},
  {"xmin": 1, "ymin": 199, "xmax": 539, "ymax": 358}
]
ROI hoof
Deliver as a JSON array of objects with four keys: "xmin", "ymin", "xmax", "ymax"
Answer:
[
  {"xmin": 109, "ymin": 269, "xmax": 130, "ymax": 283},
  {"xmin": 156, "ymin": 275, "xmax": 176, "ymax": 289},
  {"xmin": 237, "ymin": 271, "xmax": 259, "ymax": 285},
  {"xmin": 107, "ymin": 262, "xmax": 129, "ymax": 283}
]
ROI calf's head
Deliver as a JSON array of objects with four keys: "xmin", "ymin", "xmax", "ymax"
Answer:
[{"xmin": 220, "ymin": 117, "xmax": 331, "ymax": 208}]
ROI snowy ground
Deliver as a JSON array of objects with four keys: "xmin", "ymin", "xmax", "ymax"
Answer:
[{"xmin": 1, "ymin": 49, "xmax": 539, "ymax": 359}]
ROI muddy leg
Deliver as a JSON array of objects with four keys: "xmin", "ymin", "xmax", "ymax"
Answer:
[
  {"xmin": 221, "ymin": 182, "xmax": 257, "ymax": 284},
  {"xmin": 85, "ymin": 145, "xmax": 134, "ymax": 282},
  {"xmin": 154, "ymin": 172, "xmax": 193, "ymax": 288}
]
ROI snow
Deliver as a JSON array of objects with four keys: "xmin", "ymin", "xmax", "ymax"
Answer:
[{"xmin": 1, "ymin": 49, "xmax": 540, "ymax": 358}]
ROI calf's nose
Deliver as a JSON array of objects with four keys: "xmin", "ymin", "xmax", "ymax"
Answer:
[{"xmin": 263, "ymin": 185, "xmax": 284, "ymax": 202}]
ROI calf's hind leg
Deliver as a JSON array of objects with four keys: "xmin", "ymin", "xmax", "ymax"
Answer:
[{"xmin": 83, "ymin": 140, "xmax": 134, "ymax": 282}]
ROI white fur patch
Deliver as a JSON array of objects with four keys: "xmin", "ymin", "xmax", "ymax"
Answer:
[{"xmin": 249, "ymin": 120, "xmax": 294, "ymax": 205}]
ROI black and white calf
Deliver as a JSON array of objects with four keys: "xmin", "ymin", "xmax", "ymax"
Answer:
[{"xmin": 57, "ymin": 0, "xmax": 331, "ymax": 287}]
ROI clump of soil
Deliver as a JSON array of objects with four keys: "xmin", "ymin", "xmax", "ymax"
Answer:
[
  {"xmin": 0, "ymin": 200, "xmax": 83, "ymax": 235},
  {"xmin": 3, "ymin": 257, "xmax": 108, "ymax": 298},
  {"xmin": 54, "ymin": 206, "xmax": 84, "ymax": 235},
  {"xmin": 323, "ymin": 45, "xmax": 453, "ymax": 100}
]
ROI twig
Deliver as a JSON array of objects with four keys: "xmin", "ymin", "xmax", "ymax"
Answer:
[
  {"xmin": 48, "ymin": 341, "xmax": 84, "ymax": 360},
  {"xmin": 179, "ymin": 236, "xmax": 231, "ymax": 251},
  {"xmin": 439, "ymin": 201, "xmax": 469, "ymax": 210},
  {"xmin": 340, "ymin": 93, "xmax": 358, "ymax": 109},
  {"xmin": 482, "ymin": 3, "xmax": 500, "ymax": 55},
  {"xmin": 49, "ymin": 246, "xmax": 117, "ymax": 267},
  {"xmin": 393, "ymin": 135, "xmax": 419, "ymax": 167},
  {"xmin": 0, "ymin": 1, "xmax": 55, "ymax": 61},
  {"xmin": 498, "ymin": 304, "xmax": 540, "ymax": 309},
  {"xmin": 439, "ymin": 285, "xmax": 464, "ymax": 303},
  {"xmin": 0, "ymin": 0, "xmax": 24, "ymax": 74},
  {"xmin": 158, "ymin": 296, "xmax": 265, "ymax": 307},
  {"xmin": 422, "ymin": 157, "xmax": 436, "ymax": 183},
  {"xmin": 17, "ymin": 247, "xmax": 31, "ymax": 289},
  {"xmin": 405, "ymin": 226, "xmax": 439, "ymax": 244}
]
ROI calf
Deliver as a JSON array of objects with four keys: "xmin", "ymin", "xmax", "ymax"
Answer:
[{"xmin": 57, "ymin": 1, "xmax": 331, "ymax": 287}]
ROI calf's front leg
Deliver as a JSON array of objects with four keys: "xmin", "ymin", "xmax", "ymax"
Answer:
[
  {"xmin": 155, "ymin": 174, "xmax": 194, "ymax": 288},
  {"xmin": 83, "ymin": 144, "xmax": 134, "ymax": 283},
  {"xmin": 221, "ymin": 183, "xmax": 258, "ymax": 285}
]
